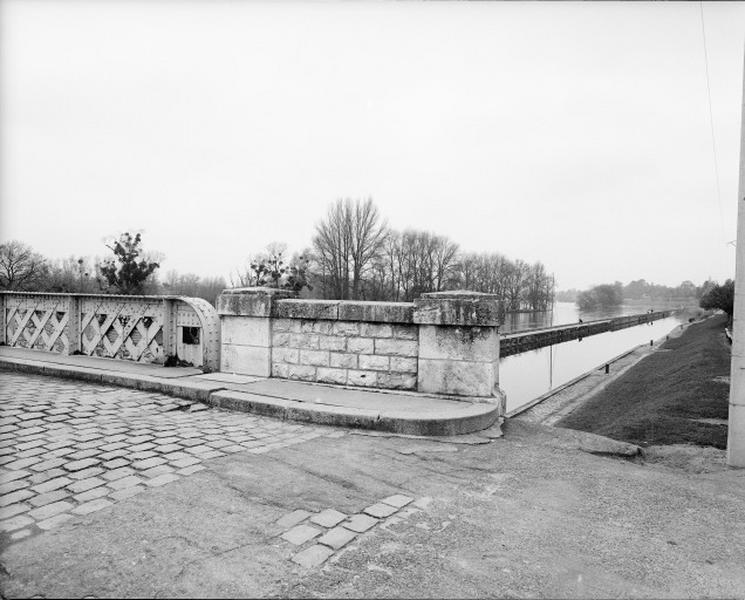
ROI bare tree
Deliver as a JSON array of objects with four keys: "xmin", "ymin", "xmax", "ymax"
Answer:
[
  {"xmin": 0, "ymin": 240, "xmax": 47, "ymax": 290},
  {"xmin": 312, "ymin": 198, "xmax": 387, "ymax": 300}
]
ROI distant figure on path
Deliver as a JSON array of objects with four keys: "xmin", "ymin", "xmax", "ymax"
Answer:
[{"xmin": 578, "ymin": 318, "xmax": 583, "ymax": 324}]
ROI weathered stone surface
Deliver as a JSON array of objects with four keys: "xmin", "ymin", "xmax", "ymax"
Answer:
[
  {"xmin": 272, "ymin": 348, "xmax": 299, "ymax": 364},
  {"xmin": 343, "ymin": 513, "xmax": 378, "ymax": 532},
  {"xmin": 318, "ymin": 335, "xmax": 346, "ymax": 352},
  {"xmin": 299, "ymin": 350, "xmax": 329, "ymax": 367},
  {"xmin": 332, "ymin": 321, "xmax": 360, "ymax": 336},
  {"xmin": 389, "ymin": 356, "xmax": 418, "ymax": 373},
  {"xmin": 376, "ymin": 373, "xmax": 417, "ymax": 390},
  {"xmin": 418, "ymin": 325, "xmax": 499, "ymax": 362},
  {"xmin": 281, "ymin": 524, "xmax": 322, "ymax": 546},
  {"xmin": 347, "ymin": 370, "xmax": 377, "ymax": 387},
  {"xmin": 317, "ymin": 526, "xmax": 357, "ymax": 550},
  {"xmin": 276, "ymin": 509, "xmax": 311, "ymax": 529},
  {"xmin": 220, "ymin": 344, "xmax": 270, "ymax": 377},
  {"xmin": 273, "ymin": 299, "xmax": 338, "ymax": 320},
  {"xmin": 217, "ymin": 287, "xmax": 296, "ymax": 317},
  {"xmin": 413, "ymin": 291, "xmax": 502, "ymax": 326},
  {"xmin": 358, "ymin": 355, "xmax": 390, "ymax": 371},
  {"xmin": 291, "ymin": 544, "xmax": 334, "ymax": 568},
  {"xmin": 381, "ymin": 494, "xmax": 414, "ymax": 508},
  {"xmin": 360, "ymin": 323, "xmax": 393, "ymax": 338},
  {"xmin": 221, "ymin": 316, "xmax": 270, "ymax": 346},
  {"xmin": 417, "ymin": 359, "xmax": 496, "ymax": 397},
  {"xmin": 363, "ymin": 502, "xmax": 398, "ymax": 518},
  {"xmin": 337, "ymin": 301, "xmax": 414, "ymax": 324},
  {"xmin": 272, "ymin": 318, "xmax": 301, "ymax": 333},
  {"xmin": 374, "ymin": 339, "xmax": 418, "ymax": 357},
  {"xmin": 290, "ymin": 334, "xmax": 319, "ymax": 349},
  {"xmin": 316, "ymin": 368, "xmax": 347, "ymax": 385},
  {"xmin": 347, "ymin": 338, "xmax": 374, "ymax": 354},
  {"xmin": 286, "ymin": 365, "xmax": 317, "ymax": 381},
  {"xmin": 310, "ymin": 509, "xmax": 347, "ymax": 528},
  {"xmin": 329, "ymin": 352, "xmax": 358, "ymax": 369}
]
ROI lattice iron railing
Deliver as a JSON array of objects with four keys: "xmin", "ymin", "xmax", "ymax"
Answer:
[{"xmin": 0, "ymin": 292, "xmax": 220, "ymax": 371}]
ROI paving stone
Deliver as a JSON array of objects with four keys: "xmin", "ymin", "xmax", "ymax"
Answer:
[
  {"xmin": 381, "ymin": 494, "xmax": 414, "ymax": 508},
  {"xmin": 132, "ymin": 457, "xmax": 166, "ymax": 470},
  {"xmin": 28, "ymin": 500, "xmax": 74, "ymax": 521},
  {"xmin": 10, "ymin": 528, "xmax": 31, "ymax": 541},
  {"xmin": 129, "ymin": 451, "xmax": 158, "ymax": 461},
  {"xmin": 145, "ymin": 473, "xmax": 181, "ymax": 487},
  {"xmin": 141, "ymin": 465, "xmax": 174, "ymax": 478},
  {"xmin": 317, "ymin": 526, "xmax": 357, "ymax": 550},
  {"xmin": 0, "ymin": 503, "xmax": 30, "ymax": 520},
  {"xmin": 0, "ymin": 515, "xmax": 34, "ymax": 532},
  {"xmin": 30, "ymin": 457, "xmax": 68, "ymax": 472},
  {"xmin": 281, "ymin": 524, "xmax": 323, "ymax": 546},
  {"xmin": 64, "ymin": 458, "xmax": 100, "ymax": 472},
  {"xmin": 171, "ymin": 456, "xmax": 201, "ymax": 468},
  {"xmin": 70, "ymin": 467, "xmax": 105, "ymax": 480},
  {"xmin": 276, "ymin": 509, "xmax": 311, "ymax": 529},
  {"xmin": 363, "ymin": 503, "xmax": 399, "ymax": 518},
  {"xmin": 37, "ymin": 513, "xmax": 74, "ymax": 530},
  {"xmin": 177, "ymin": 465, "xmax": 205, "ymax": 475},
  {"xmin": 67, "ymin": 477, "xmax": 107, "ymax": 494},
  {"xmin": 343, "ymin": 514, "xmax": 379, "ymax": 533},
  {"xmin": 29, "ymin": 490, "xmax": 70, "ymax": 508},
  {"xmin": 107, "ymin": 475, "xmax": 144, "ymax": 491},
  {"xmin": 74, "ymin": 486, "xmax": 111, "ymax": 503},
  {"xmin": 291, "ymin": 544, "xmax": 334, "ymax": 568},
  {"xmin": 32, "ymin": 476, "xmax": 73, "ymax": 494},
  {"xmin": 310, "ymin": 509, "xmax": 347, "ymax": 528},
  {"xmin": 73, "ymin": 498, "xmax": 114, "ymax": 516},
  {"xmin": 4, "ymin": 457, "xmax": 43, "ymax": 471},
  {"xmin": 99, "ymin": 442, "xmax": 129, "ymax": 452},
  {"xmin": 155, "ymin": 443, "xmax": 183, "ymax": 453},
  {"xmin": 103, "ymin": 467, "xmax": 136, "ymax": 481},
  {"xmin": 199, "ymin": 450, "xmax": 225, "ymax": 460},
  {"xmin": 99, "ymin": 449, "xmax": 129, "ymax": 460},
  {"xmin": 102, "ymin": 458, "xmax": 130, "ymax": 470},
  {"xmin": 15, "ymin": 447, "xmax": 47, "ymax": 459},
  {"xmin": 0, "ymin": 479, "xmax": 30, "ymax": 494}
]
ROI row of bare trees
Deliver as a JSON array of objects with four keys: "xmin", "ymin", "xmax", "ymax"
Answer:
[{"xmin": 308, "ymin": 198, "xmax": 555, "ymax": 310}]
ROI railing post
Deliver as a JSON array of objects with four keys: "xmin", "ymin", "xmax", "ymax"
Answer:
[
  {"xmin": 216, "ymin": 287, "xmax": 296, "ymax": 376},
  {"xmin": 413, "ymin": 291, "xmax": 504, "ymax": 411},
  {"xmin": 162, "ymin": 298, "xmax": 176, "ymax": 360},
  {"xmin": 67, "ymin": 294, "xmax": 81, "ymax": 354}
]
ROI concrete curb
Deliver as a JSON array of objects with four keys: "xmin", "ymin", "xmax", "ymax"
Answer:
[{"xmin": 0, "ymin": 356, "xmax": 498, "ymax": 436}]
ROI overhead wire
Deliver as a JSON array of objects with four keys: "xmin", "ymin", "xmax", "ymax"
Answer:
[{"xmin": 699, "ymin": 2, "xmax": 730, "ymax": 260}]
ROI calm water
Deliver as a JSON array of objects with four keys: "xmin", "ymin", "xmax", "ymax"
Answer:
[{"xmin": 499, "ymin": 302, "xmax": 686, "ymax": 414}]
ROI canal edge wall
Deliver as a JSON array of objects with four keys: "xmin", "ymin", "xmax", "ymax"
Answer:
[{"xmin": 507, "ymin": 316, "xmax": 699, "ymax": 425}]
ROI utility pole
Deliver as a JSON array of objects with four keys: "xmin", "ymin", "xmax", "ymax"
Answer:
[{"xmin": 728, "ymin": 45, "xmax": 745, "ymax": 468}]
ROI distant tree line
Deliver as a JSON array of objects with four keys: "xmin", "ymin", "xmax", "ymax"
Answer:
[
  {"xmin": 2, "ymin": 198, "xmax": 555, "ymax": 312},
  {"xmin": 571, "ymin": 278, "xmax": 729, "ymax": 311},
  {"xmin": 0, "ymin": 235, "xmax": 226, "ymax": 306},
  {"xmin": 235, "ymin": 198, "xmax": 555, "ymax": 311}
]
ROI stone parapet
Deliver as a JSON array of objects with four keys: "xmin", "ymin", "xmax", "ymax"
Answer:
[{"xmin": 215, "ymin": 287, "xmax": 504, "ymax": 406}]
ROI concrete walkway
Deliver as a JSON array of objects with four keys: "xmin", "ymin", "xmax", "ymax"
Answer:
[
  {"xmin": 1, "ymin": 371, "xmax": 744, "ymax": 598},
  {"xmin": 0, "ymin": 348, "xmax": 499, "ymax": 436}
]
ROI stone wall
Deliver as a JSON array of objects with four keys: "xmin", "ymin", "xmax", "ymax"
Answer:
[
  {"xmin": 271, "ymin": 319, "xmax": 418, "ymax": 389},
  {"xmin": 217, "ymin": 287, "xmax": 504, "ymax": 403}
]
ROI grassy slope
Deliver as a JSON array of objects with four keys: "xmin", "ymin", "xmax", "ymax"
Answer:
[{"xmin": 557, "ymin": 314, "xmax": 730, "ymax": 448}]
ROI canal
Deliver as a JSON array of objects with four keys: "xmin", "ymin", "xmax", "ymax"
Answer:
[{"xmin": 499, "ymin": 302, "xmax": 687, "ymax": 414}]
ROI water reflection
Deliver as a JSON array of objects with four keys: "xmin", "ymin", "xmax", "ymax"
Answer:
[
  {"xmin": 499, "ymin": 313, "xmax": 685, "ymax": 414},
  {"xmin": 500, "ymin": 301, "xmax": 674, "ymax": 334}
]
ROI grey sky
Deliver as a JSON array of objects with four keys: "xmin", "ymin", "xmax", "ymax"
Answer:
[{"xmin": 1, "ymin": 0, "xmax": 744, "ymax": 291}]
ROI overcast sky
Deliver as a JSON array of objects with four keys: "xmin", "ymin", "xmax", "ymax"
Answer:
[{"xmin": 1, "ymin": 0, "xmax": 744, "ymax": 291}]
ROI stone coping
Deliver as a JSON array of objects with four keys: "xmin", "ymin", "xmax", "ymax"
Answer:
[
  {"xmin": 217, "ymin": 288, "xmax": 502, "ymax": 326},
  {"xmin": 272, "ymin": 299, "xmax": 415, "ymax": 324}
]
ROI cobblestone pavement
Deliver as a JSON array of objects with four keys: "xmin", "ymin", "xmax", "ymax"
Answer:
[{"xmin": 0, "ymin": 372, "xmax": 330, "ymax": 545}]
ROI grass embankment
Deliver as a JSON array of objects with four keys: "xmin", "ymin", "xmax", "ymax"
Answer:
[{"xmin": 557, "ymin": 314, "xmax": 730, "ymax": 448}]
